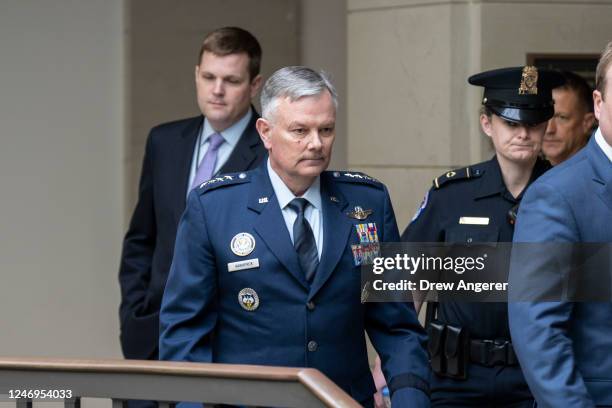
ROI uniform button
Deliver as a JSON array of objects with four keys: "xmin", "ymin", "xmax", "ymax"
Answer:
[
  {"xmin": 306, "ymin": 301, "xmax": 315, "ymax": 311},
  {"xmin": 467, "ymin": 237, "xmax": 473, "ymax": 243},
  {"xmin": 307, "ymin": 340, "xmax": 318, "ymax": 352}
]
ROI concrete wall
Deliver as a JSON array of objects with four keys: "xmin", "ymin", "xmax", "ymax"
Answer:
[
  {"xmin": 347, "ymin": 0, "xmax": 612, "ymax": 229},
  {"xmin": 0, "ymin": 0, "xmax": 124, "ymax": 357},
  {"xmin": 300, "ymin": 0, "xmax": 348, "ymax": 169}
]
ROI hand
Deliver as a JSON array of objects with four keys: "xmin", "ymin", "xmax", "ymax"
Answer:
[{"xmin": 371, "ymin": 355, "xmax": 387, "ymax": 408}]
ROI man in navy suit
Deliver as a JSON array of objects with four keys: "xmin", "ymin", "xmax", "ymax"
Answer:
[
  {"xmin": 508, "ymin": 42, "xmax": 612, "ymax": 407},
  {"xmin": 119, "ymin": 27, "xmax": 266, "ymax": 362},
  {"xmin": 160, "ymin": 66, "xmax": 430, "ymax": 407}
]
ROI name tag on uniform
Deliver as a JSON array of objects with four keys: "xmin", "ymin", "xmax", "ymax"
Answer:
[
  {"xmin": 228, "ymin": 258, "xmax": 259, "ymax": 272},
  {"xmin": 459, "ymin": 217, "xmax": 490, "ymax": 225}
]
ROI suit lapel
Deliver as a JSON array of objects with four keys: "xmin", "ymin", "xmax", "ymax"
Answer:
[
  {"xmin": 172, "ymin": 116, "xmax": 201, "ymax": 223},
  {"xmin": 218, "ymin": 110, "xmax": 262, "ymax": 175},
  {"xmin": 587, "ymin": 137, "xmax": 612, "ymax": 212},
  {"xmin": 308, "ymin": 176, "xmax": 353, "ymax": 301},
  {"xmin": 248, "ymin": 166, "xmax": 309, "ymax": 290}
]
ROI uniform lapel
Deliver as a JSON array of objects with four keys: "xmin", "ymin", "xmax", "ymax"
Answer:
[
  {"xmin": 248, "ymin": 165, "xmax": 309, "ymax": 290},
  {"xmin": 308, "ymin": 176, "xmax": 353, "ymax": 301}
]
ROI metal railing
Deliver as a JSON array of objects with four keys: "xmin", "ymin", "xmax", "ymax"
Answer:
[{"xmin": 0, "ymin": 358, "xmax": 361, "ymax": 408}]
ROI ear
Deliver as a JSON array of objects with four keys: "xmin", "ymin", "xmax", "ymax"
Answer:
[
  {"xmin": 194, "ymin": 65, "xmax": 200, "ymax": 83},
  {"xmin": 256, "ymin": 117, "xmax": 273, "ymax": 150},
  {"xmin": 250, "ymin": 74, "xmax": 263, "ymax": 99},
  {"xmin": 582, "ymin": 112, "xmax": 596, "ymax": 135},
  {"xmin": 593, "ymin": 90, "xmax": 603, "ymax": 122},
  {"xmin": 480, "ymin": 114, "xmax": 493, "ymax": 138}
]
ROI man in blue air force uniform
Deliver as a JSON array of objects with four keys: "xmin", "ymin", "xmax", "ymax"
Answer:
[
  {"xmin": 508, "ymin": 42, "xmax": 612, "ymax": 407},
  {"xmin": 160, "ymin": 66, "xmax": 430, "ymax": 407}
]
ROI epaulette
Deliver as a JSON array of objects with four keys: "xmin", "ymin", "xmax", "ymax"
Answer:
[
  {"xmin": 328, "ymin": 170, "xmax": 383, "ymax": 189},
  {"xmin": 432, "ymin": 166, "xmax": 483, "ymax": 189},
  {"xmin": 197, "ymin": 172, "xmax": 250, "ymax": 194}
]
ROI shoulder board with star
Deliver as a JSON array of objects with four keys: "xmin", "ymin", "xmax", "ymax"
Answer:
[
  {"xmin": 432, "ymin": 166, "xmax": 483, "ymax": 189},
  {"xmin": 328, "ymin": 171, "xmax": 383, "ymax": 189},
  {"xmin": 197, "ymin": 172, "xmax": 250, "ymax": 194}
]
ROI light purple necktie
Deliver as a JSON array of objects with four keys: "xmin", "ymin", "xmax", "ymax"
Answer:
[{"xmin": 191, "ymin": 132, "xmax": 225, "ymax": 190}]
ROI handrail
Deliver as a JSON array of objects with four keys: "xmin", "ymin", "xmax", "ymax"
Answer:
[{"xmin": 0, "ymin": 357, "xmax": 361, "ymax": 408}]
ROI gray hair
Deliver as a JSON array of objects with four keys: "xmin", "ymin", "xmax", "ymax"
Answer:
[{"xmin": 260, "ymin": 66, "xmax": 338, "ymax": 121}]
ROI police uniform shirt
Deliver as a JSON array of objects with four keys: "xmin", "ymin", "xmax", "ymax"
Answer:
[
  {"xmin": 187, "ymin": 108, "xmax": 253, "ymax": 193},
  {"xmin": 402, "ymin": 156, "xmax": 550, "ymax": 339},
  {"xmin": 267, "ymin": 159, "xmax": 323, "ymax": 259}
]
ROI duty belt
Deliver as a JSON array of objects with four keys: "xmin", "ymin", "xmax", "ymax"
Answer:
[{"xmin": 470, "ymin": 339, "xmax": 518, "ymax": 367}]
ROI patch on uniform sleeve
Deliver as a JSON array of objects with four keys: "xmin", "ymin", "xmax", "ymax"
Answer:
[
  {"xmin": 410, "ymin": 190, "xmax": 429, "ymax": 222},
  {"xmin": 432, "ymin": 166, "xmax": 482, "ymax": 189}
]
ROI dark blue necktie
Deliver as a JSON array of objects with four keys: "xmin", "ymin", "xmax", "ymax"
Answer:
[{"xmin": 288, "ymin": 198, "xmax": 319, "ymax": 282}]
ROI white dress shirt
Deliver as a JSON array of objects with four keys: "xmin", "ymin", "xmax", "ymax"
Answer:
[
  {"xmin": 595, "ymin": 127, "xmax": 612, "ymax": 163},
  {"xmin": 187, "ymin": 108, "xmax": 253, "ymax": 193},
  {"xmin": 267, "ymin": 159, "xmax": 323, "ymax": 259}
]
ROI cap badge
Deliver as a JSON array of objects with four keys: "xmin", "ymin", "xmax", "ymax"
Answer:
[
  {"xmin": 238, "ymin": 288, "xmax": 259, "ymax": 311},
  {"xmin": 519, "ymin": 66, "xmax": 538, "ymax": 95},
  {"xmin": 230, "ymin": 232, "xmax": 256, "ymax": 256}
]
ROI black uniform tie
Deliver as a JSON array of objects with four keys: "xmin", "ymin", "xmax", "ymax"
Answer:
[{"xmin": 288, "ymin": 198, "xmax": 319, "ymax": 282}]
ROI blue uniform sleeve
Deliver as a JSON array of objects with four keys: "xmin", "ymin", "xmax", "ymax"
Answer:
[
  {"xmin": 366, "ymin": 186, "xmax": 431, "ymax": 407},
  {"xmin": 509, "ymin": 181, "xmax": 595, "ymax": 407},
  {"xmin": 159, "ymin": 190, "xmax": 218, "ymax": 363},
  {"xmin": 401, "ymin": 188, "xmax": 443, "ymax": 242}
]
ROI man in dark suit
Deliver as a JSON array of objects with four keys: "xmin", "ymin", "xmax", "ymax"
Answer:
[
  {"xmin": 159, "ymin": 66, "xmax": 430, "ymax": 407},
  {"xmin": 508, "ymin": 42, "xmax": 612, "ymax": 407},
  {"xmin": 119, "ymin": 27, "xmax": 267, "ymax": 362}
]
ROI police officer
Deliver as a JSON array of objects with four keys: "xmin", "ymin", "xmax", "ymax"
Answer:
[{"xmin": 402, "ymin": 66, "xmax": 565, "ymax": 406}]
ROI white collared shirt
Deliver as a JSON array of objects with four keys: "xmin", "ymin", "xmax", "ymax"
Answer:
[
  {"xmin": 187, "ymin": 108, "xmax": 253, "ymax": 193},
  {"xmin": 595, "ymin": 127, "xmax": 612, "ymax": 163},
  {"xmin": 267, "ymin": 159, "xmax": 323, "ymax": 259}
]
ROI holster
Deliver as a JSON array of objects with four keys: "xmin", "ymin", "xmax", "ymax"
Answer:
[
  {"xmin": 444, "ymin": 324, "xmax": 469, "ymax": 380},
  {"xmin": 427, "ymin": 321, "xmax": 446, "ymax": 374},
  {"xmin": 425, "ymin": 303, "xmax": 469, "ymax": 380}
]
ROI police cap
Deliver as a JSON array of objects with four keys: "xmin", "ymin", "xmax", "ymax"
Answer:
[{"xmin": 469, "ymin": 66, "xmax": 565, "ymax": 125}]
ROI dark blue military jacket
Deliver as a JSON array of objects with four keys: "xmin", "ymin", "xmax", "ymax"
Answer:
[
  {"xmin": 401, "ymin": 156, "xmax": 550, "ymax": 339},
  {"xmin": 159, "ymin": 164, "xmax": 430, "ymax": 406}
]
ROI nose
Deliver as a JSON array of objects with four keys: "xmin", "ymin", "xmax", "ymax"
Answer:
[
  {"xmin": 308, "ymin": 132, "xmax": 323, "ymax": 150},
  {"xmin": 515, "ymin": 124, "xmax": 529, "ymax": 139},
  {"xmin": 212, "ymin": 79, "xmax": 224, "ymax": 96},
  {"xmin": 545, "ymin": 118, "xmax": 556, "ymax": 135}
]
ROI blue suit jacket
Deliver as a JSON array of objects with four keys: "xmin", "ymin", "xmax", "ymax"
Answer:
[
  {"xmin": 509, "ymin": 136, "xmax": 612, "ymax": 407},
  {"xmin": 159, "ymin": 165, "xmax": 430, "ymax": 406}
]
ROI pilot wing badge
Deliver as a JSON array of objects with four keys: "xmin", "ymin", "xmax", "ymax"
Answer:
[{"xmin": 347, "ymin": 206, "xmax": 373, "ymax": 220}]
